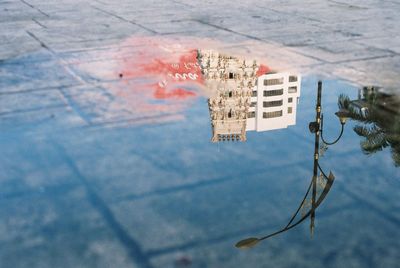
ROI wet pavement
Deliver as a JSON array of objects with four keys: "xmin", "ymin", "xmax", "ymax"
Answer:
[{"xmin": 1, "ymin": 1, "xmax": 400, "ymax": 268}]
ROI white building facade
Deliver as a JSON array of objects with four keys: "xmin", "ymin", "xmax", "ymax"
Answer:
[{"xmin": 247, "ymin": 72, "xmax": 301, "ymax": 132}]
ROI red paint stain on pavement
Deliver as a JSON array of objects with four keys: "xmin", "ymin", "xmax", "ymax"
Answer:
[
  {"xmin": 117, "ymin": 38, "xmax": 203, "ymax": 101},
  {"xmin": 256, "ymin": 64, "xmax": 271, "ymax": 77},
  {"xmin": 154, "ymin": 87, "xmax": 196, "ymax": 99},
  {"xmin": 142, "ymin": 49, "xmax": 203, "ymax": 99}
]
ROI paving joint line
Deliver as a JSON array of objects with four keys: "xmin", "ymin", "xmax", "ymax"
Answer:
[
  {"xmin": 327, "ymin": 0, "xmax": 368, "ymax": 10},
  {"xmin": 0, "ymin": 104, "xmax": 67, "ymax": 117},
  {"xmin": 91, "ymin": 6, "xmax": 158, "ymax": 34},
  {"xmin": 0, "ymin": 83, "xmax": 80, "ymax": 95},
  {"xmin": 112, "ymin": 159, "xmax": 310, "ymax": 204},
  {"xmin": 338, "ymin": 184, "xmax": 400, "ymax": 227},
  {"xmin": 170, "ymin": 0, "xmax": 195, "ymax": 8},
  {"xmin": 20, "ymin": 0, "xmax": 50, "ymax": 17},
  {"xmin": 32, "ymin": 18, "xmax": 47, "ymax": 29},
  {"xmin": 326, "ymin": 53, "xmax": 399, "ymax": 65}
]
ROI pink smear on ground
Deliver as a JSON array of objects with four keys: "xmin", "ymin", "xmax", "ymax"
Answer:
[
  {"xmin": 142, "ymin": 49, "xmax": 202, "ymax": 99},
  {"xmin": 117, "ymin": 38, "xmax": 203, "ymax": 101}
]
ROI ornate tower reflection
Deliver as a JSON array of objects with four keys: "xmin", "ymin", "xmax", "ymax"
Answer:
[{"xmin": 198, "ymin": 50, "xmax": 259, "ymax": 142}]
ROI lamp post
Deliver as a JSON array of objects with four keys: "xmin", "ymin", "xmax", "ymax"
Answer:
[{"xmin": 235, "ymin": 81, "xmax": 347, "ymax": 249}]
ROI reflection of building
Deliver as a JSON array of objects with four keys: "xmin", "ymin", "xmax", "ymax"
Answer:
[
  {"xmin": 198, "ymin": 50, "xmax": 259, "ymax": 142},
  {"xmin": 198, "ymin": 50, "xmax": 301, "ymax": 142},
  {"xmin": 247, "ymin": 72, "xmax": 301, "ymax": 132}
]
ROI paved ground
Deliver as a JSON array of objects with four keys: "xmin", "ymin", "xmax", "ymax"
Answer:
[
  {"xmin": 1, "ymin": 0, "xmax": 400, "ymax": 89},
  {"xmin": 1, "ymin": 1, "xmax": 400, "ymax": 268}
]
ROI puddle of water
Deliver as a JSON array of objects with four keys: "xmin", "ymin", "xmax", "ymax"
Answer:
[{"xmin": 0, "ymin": 37, "xmax": 399, "ymax": 268}]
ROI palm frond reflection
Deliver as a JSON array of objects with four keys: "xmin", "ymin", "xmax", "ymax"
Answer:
[{"xmin": 338, "ymin": 87, "xmax": 400, "ymax": 167}]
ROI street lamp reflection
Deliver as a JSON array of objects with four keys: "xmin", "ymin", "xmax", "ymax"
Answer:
[{"xmin": 236, "ymin": 81, "xmax": 346, "ymax": 249}]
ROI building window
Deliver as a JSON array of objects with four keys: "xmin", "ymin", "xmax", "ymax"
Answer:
[
  {"xmin": 250, "ymin": 102, "xmax": 257, "ymax": 107},
  {"xmin": 263, "ymin": 89, "xmax": 283, "ymax": 96},
  {"xmin": 228, "ymin": 109, "xmax": 232, "ymax": 118},
  {"xmin": 229, "ymin": 72, "xmax": 234, "ymax": 79},
  {"xmin": 248, "ymin": 111, "xmax": 255, "ymax": 118},
  {"xmin": 264, "ymin": 78, "xmax": 284, "ymax": 86},
  {"xmin": 288, "ymin": 86, "xmax": 297, "ymax": 93},
  {"xmin": 288, "ymin": 97, "xmax": 293, "ymax": 103},
  {"xmin": 263, "ymin": 110, "xmax": 283, "ymax": 118},
  {"xmin": 228, "ymin": 91, "xmax": 233, "ymax": 98},
  {"xmin": 252, "ymin": 90, "xmax": 257, "ymax": 97},
  {"xmin": 263, "ymin": 100, "xmax": 283, "ymax": 107},
  {"xmin": 288, "ymin": 107, "xmax": 293, "ymax": 114},
  {"xmin": 289, "ymin": 76, "xmax": 298, "ymax": 82}
]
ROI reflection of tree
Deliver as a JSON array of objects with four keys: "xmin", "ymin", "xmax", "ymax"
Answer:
[{"xmin": 338, "ymin": 87, "xmax": 400, "ymax": 167}]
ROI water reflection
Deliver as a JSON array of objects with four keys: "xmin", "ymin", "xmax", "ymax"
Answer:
[
  {"xmin": 338, "ymin": 86, "xmax": 400, "ymax": 167},
  {"xmin": 199, "ymin": 50, "xmax": 301, "ymax": 142}
]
